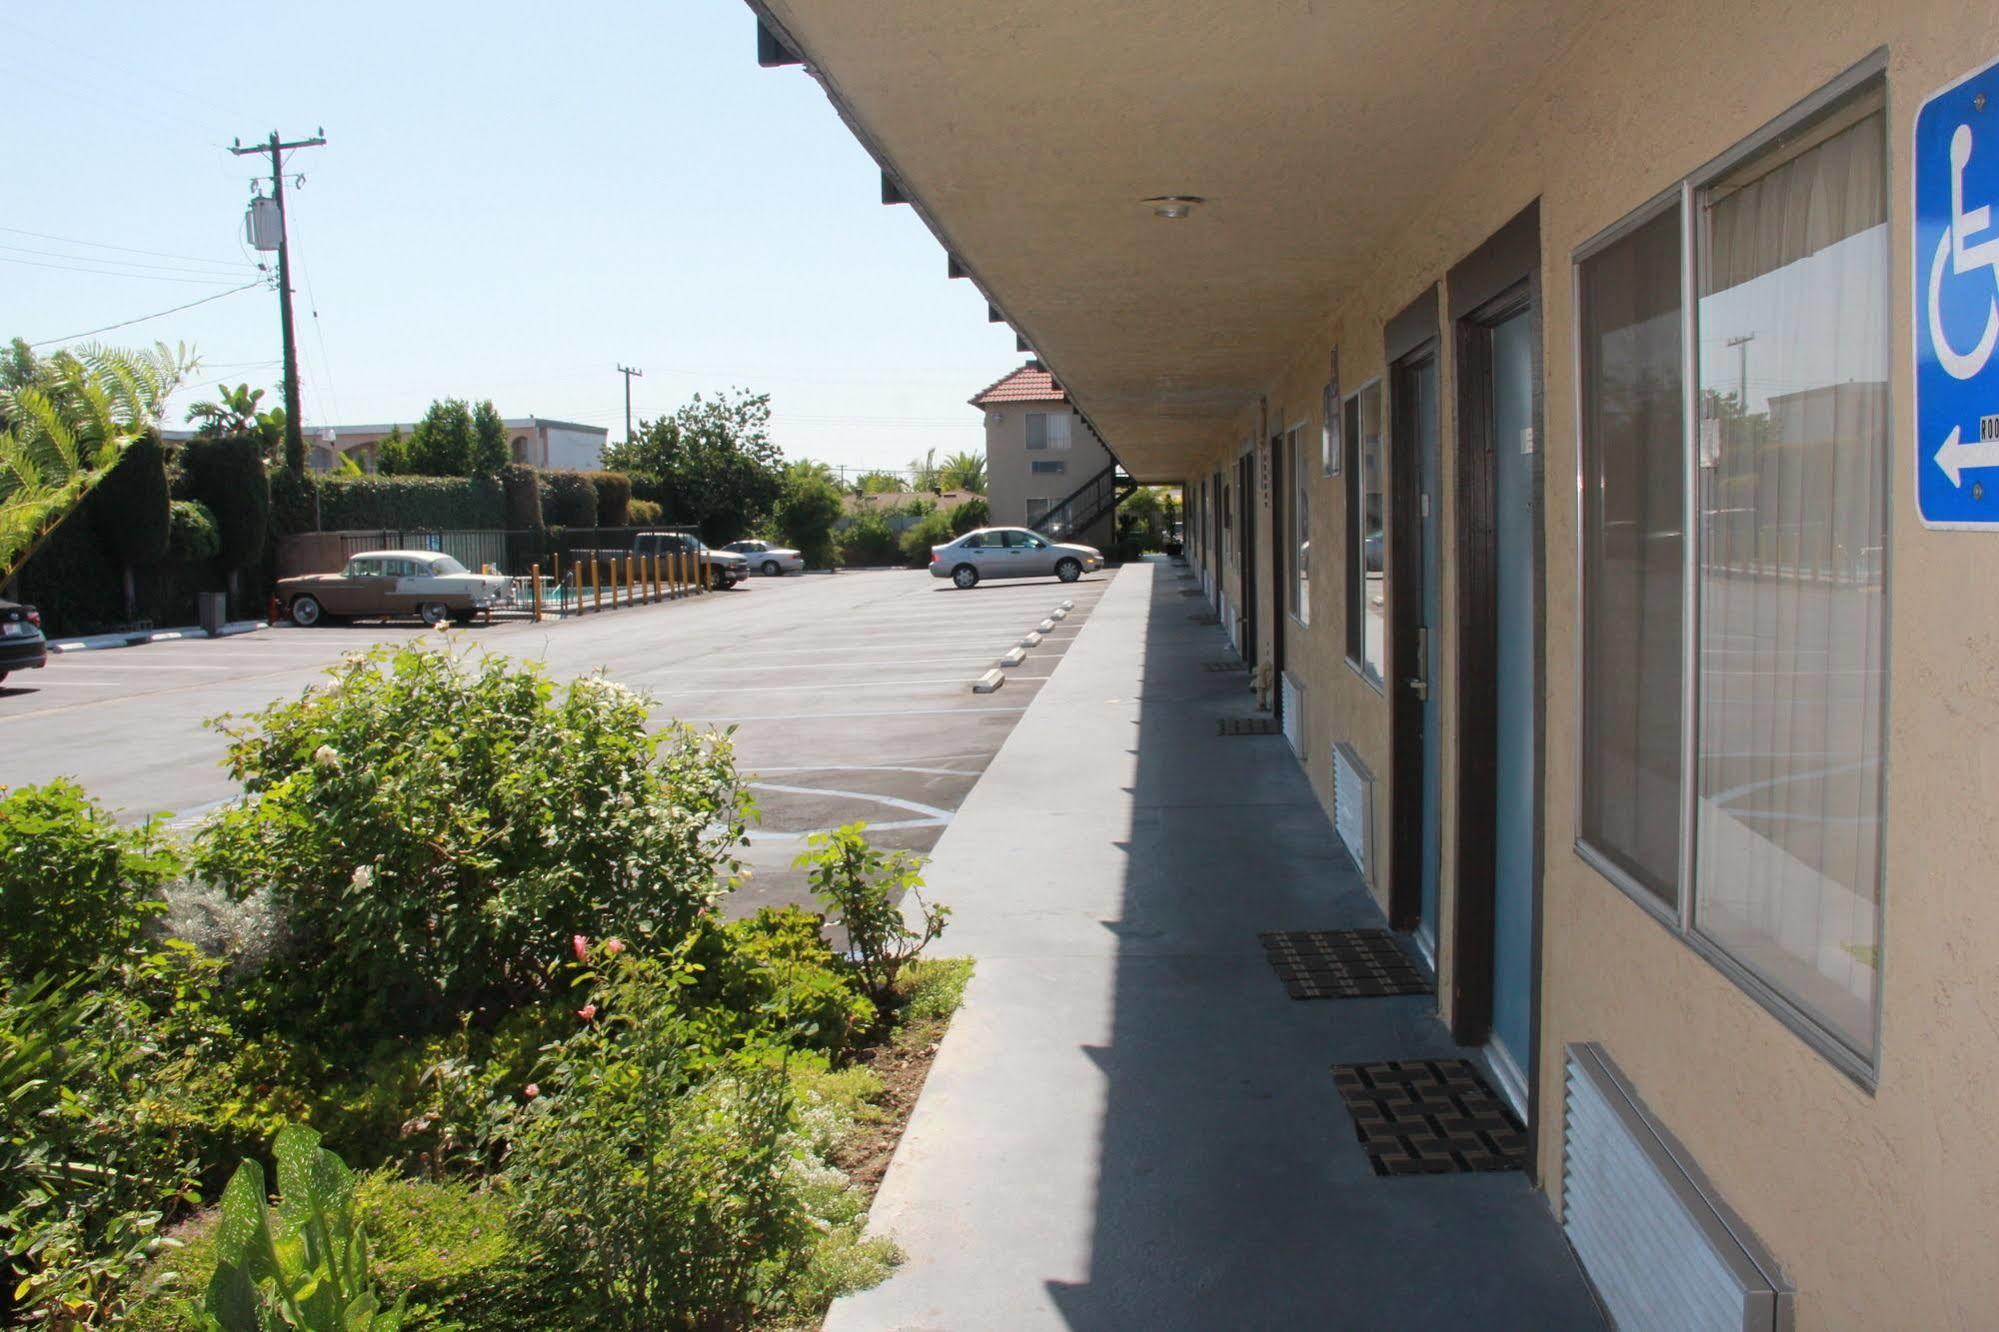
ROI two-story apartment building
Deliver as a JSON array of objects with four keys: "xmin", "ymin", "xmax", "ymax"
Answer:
[{"xmin": 973, "ymin": 362, "xmax": 1116, "ymax": 549}]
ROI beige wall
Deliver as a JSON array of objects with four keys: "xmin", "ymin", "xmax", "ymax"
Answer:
[
  {"xmin": 983, "ymin": 399, "xmax": 1112, "ymax": 534},
  {"xmin": 1180, "ymin": 3, "xmax": 1999, "ymax": 1324}
]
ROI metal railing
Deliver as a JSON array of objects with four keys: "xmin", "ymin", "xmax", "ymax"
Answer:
[{"xmin": 1030, "ymin": 463, "xmax": 1135, "ymax": 542}]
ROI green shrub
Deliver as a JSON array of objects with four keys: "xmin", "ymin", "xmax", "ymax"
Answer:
[
  {"xmin": 168, "ymin": 500, "xmax": 221, "ymax": 563},
  {"xmin": 775, "ymin": 463, "xmax": 843, "ymax": 569},
  {"xmin": 505, "ymin": 946, "xmax": 808, "ymax": 1329},
  {"xmin": 537, "ymin": 471, "xmax": 597, "ymax": 528},
  {"xmin": 583, "ymin": 470, "xmax": 632, "ymax": 527},
  {"xmin": 310, "ymin": 476, "xmax": 505, "ymax": 532},
  {"xmin": 203, "ymin": 1125, "xmax": 407, "ymax": 1331},
  {"xmin": 178, "ymin": 435, "xmax": 268, "ymax": 571},
  {"xmin": 499, "ymin": 464, "xmax": 540, "ymax": 532},
  {"xmin": 898, "ymin": 509, "xmax": 957, "ymax": 568},
  {"xmin": 1, "ymin": 971, "xmax": 203, "ymax": 1328},
  {"xmin": 470, "ymin": 401, "xmax": 508, "ymax": 479},
  {"xmin": 627, "ymin": 497, "xmax": 662, "ymax": 525},
  {"xmin": 949, "ymin": 496, "xmax": 990, "ymax": 535},
  {"xmin": 795, "ymin": 824, "xmax": 947, "ymax": 1006},
  {"xmin": 699, "ymin": 908, "xmax": 875, "ymax": 1055},
  {"xmin": 194, "ymin": 645, "xmax": 753, "ymax": 1034},
  {"xmin": 837, "ymin": 512, "xmax": 900, "ymax": 567},
  {"xmin": 0, "ymin": 780, "xmax": 179, "ymax": 980},
  {"xmin": 407, "ymin": 400, "xmax": 474, "ymax": 478},
  {"xmin": 92, "ymin": 430, "xmax": 172, "ymax": 567}
]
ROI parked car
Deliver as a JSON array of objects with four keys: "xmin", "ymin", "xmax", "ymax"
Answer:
[
  {"xmin": 633, "ymin": 529, "xmax": 749, "ymax": 589},
  {"xmin": 928, "ymin": 526, "xmax": 1103, "ymax": 589},
  {"xmin": 279, "ymin": 550, "xmax": 510, "ymax": 627},
  {"xmin": 723, "ymin": 539, "xmax": 805, "ymax": 576},
  {"xmin": 0, "ymin": 598, "xmax": 47, "ymax": 683}
]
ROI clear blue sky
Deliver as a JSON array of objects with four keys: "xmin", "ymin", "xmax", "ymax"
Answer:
[{"xmin": 0, "ymin": 0, "xmax": 1018, "ymax": 477}]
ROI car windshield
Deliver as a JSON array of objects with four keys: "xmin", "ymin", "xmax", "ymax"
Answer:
[{"xmin": 432, "ymin": 555, "xmax": 468, "ymax": 575}]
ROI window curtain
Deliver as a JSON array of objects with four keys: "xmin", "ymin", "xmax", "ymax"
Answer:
[{"xmin": 1693, "ymin": 100, "xmax": 1888, "ymax": 1053}]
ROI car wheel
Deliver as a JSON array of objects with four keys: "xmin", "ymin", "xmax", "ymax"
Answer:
[
  {"xmin": 418, "ymin": 601, "xmax": 450, "ymax": 627},
  {"xmin": 952, "ymin": 564, "xmax": 980, "ymax": 589},
  {"xmin": 762, "ymin": 559, "xmax": 781, "ymax": 577},
  {"xmin": 290, "ymin": 594, "xmax": 325, "ymax": 627},
  {"xmin": 1056, "ymin": 558, "xmax": 1082, "ymax": 583}
]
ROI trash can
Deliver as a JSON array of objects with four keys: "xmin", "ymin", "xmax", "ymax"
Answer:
[{"xmin": 197, "ymin": 591, "xmax": 227, "ymax": 637}]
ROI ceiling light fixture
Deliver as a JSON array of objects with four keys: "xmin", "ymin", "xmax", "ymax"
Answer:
[{"xmin": 1142, "ymin": 195, "xmax": 1205, "ymax": 220}]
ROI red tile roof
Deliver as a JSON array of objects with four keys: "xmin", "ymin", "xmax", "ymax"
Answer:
[{"xmin": 970, "ymin": 362, "xmax": 1067, "ymax": 406}]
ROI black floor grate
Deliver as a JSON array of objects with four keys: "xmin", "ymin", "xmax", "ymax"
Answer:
[
  {"xmin": 1203, "ymin": 660, "xmax": 1248, "ymax": 674},
  {"xmin": 1218, "ymin": 717, "xmax": 1280, "ymax": 736},
  {"xmin": 1331, "ymin": 1060, "xmax": 1527, "ymax": 1176},
  {"xmin": 1256, "ymin": 929, "xmax": 1430, "ymax": 999},
  {"xmin": 1188, "ymin": 613, "xmax": 1220, "ymax": 625}
]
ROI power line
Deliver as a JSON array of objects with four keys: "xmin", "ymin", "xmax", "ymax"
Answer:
[
  {"xmin": 0, "ymin": 240, "xmax": 258, "ymax": 279},
  {"xmin": 28, "ymin": 280, "xmax": 267, "ymax": 347},
  {"xmin": 0, "ymin": 253, "xmax": 259, "ymax": 286},
  {"xmin": 0, "ymin": 224, "xmax": 256, "ymax": 271}
]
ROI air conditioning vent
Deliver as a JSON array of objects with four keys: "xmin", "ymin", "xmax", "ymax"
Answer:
[
  {"xmin": 1331, "ymin": 742, "xmax": 1374, "ymax": 887},
  {"xmin": 1280, "ymin": 673, "xmax": 1304, "ymax": 756},
  {"xmin": 1563, "ymin": 1044, "xmax": 1792, "ymax": 1331}
]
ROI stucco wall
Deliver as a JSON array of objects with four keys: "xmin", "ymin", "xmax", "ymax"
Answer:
[
  {"xmin": 542, "ymin": 425, "xmax": 606, "ymax": 471},
  {"xmin": 1180, "ymin": 2, "xmax": 1999, "ymax": 1323},
  {"xmin": 983, "ymin": 399, "xmax": 1111, "ymax": 537}
]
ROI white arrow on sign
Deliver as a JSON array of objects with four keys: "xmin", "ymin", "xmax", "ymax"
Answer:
[{"xmin": 1934, "ymin": 424, "xmax": 1999, "ymax": 487}]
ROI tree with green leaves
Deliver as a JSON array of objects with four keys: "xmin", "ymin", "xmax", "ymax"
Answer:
[
  {"xmin": 186, "ymin": 383, "xmax": 285, "ymax": 463},
  {"xmin": 373, "ymin": 426, "xmax": 411, "ymax": 476},
  {"xmin": 605, "ymin": 389, "xmax": 785, "ymax": 544},
  {"xmin": 406, "ymin": 399, "xmax": 475, "ymax": 476},
  {"xmin": 937, "ymin": 450, "xmax": 986, "ymax": 494},
  {"xmin": 775, "ymin": 460, "xmax": 843, "ymax": 569},
  {"xmin": 852, "ymin": 470, "xmax": 904, "ymax": 496},
  {"xmin": 0, "ymin": 338, "xmax": 196, "ymax": 581},
  {"xmin": 470, "ymin": 400, "xmax": 509, "ymax": 478}
]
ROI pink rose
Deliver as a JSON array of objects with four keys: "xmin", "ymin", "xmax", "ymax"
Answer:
[
  {"xmin": 578, "ymin": 1003, "xmax": 598, "ymax": 1022},
  {"xmin": 604, "ymin": 938, "xmax": 625, "ymax": 956},
  {"xmin": 524, "ymin": 1083, "xmax": 539, "ymax": 1099},
  {"xmin": 571, "ymin": 934, "xmax": 588, "ymax": 963}
]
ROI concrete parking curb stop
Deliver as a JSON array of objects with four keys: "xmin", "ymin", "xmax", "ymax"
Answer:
[
  {"xmin": 48, "ymin": 621, "xmax": 269, "ymax": 654},
  {"xmin": 1021, "ymin": 631, "xmax": 1043, "ymax": 647},
  {"xmin": 1000, "ymin": 646, "xmax": 1027, "ymax": 667},
  {"xmin": 972, "ymin": 667, "xmax": 1006, "ymax": 694},
  {"xmin": 1037, "ymin": 617, "xmax": 1056, "ymax": 633},
  {"xmin": 1051, "ymin": 607, "xmax": 1069, "ymax": 621}
]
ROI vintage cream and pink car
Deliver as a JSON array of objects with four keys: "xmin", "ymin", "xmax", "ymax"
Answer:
[{"xmin": 278, "ymin": 550, "xmax": 509, "ymax": 627}]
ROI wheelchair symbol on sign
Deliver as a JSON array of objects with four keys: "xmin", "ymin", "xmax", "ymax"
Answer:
[{"xmin": 1930, "ymin": 123, "xmax": 1999, "ymax": 381}]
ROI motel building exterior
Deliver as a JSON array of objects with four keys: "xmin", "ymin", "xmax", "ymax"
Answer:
[{"xmin": 746, "ymin": 3, "xmax": 1999, "ymax": 1326}]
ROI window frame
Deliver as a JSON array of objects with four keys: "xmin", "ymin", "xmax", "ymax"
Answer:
[
  {"xmin": 1030, "ymin": 459, "xmax": 1067, "ymax": 475},
  {"xmin": 1569, "ymin": 53, "xmax": 1890, "ymax": 1085},
  {"xmin": 1343, "ymin": 378, "xmax": 1386, "ymax": 691}
]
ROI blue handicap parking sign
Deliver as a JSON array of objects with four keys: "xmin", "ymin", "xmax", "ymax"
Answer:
[{"xmin": 1917, "ymin": 55, "xmax": 1999, "ymax": 528}]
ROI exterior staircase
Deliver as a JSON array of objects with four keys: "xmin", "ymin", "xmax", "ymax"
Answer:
[{"xmin": 1030, "ymin": 462, "xmax": 1136, "ymax": 544}]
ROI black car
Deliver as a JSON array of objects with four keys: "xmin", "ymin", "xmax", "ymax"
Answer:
[{"xmin": 0, "ymin": 598, "xmax": 47, "ymax": 683}]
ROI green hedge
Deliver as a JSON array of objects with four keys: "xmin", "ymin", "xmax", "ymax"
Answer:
[
  {"xmin": 628, "ymin": 498, "xmax": 662, "ymax": 525},
  {"xmin": 502, "ymin": 464, "xmax": 542, "ymax": 531},
  {"xmin": 90, "ymin": 431, "xmax": 171, "ymax": 567},
  {"xmin": 539, "ymin": 471, "xmax": 597, "ymax": 527},
  {"xmin": 179, "ymin": 435, "xmax": 268, "ymax": 571},
  {"xmin": 168, "ymin": 500, "xmax": 220, "ymax": 563},
  {"xmin": 584, "ymin": 470, "xmax": 632, "ymax": 527},
  {"xmin": 310, "ymin": 474, "xmax": 506, "ymax": 531}
]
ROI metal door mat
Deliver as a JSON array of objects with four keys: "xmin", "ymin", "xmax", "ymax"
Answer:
[
  {"xmin": 1331, "ymin": 1060, "xmax": 1527, "ymax": 1176},
  {"xmin": 1256, "ymin": 929, "xmax": 1430, "ymax": 999},
  {"xmin": 1188, "ymin": 613, "xmax": 1221, "ymax": 625},
  {"xmin": 1218, "ymin": 716, "xmax": 1280, "ymax": 735},
  {"xmin": 1203, "ymin": 660, "xmax": 1248, "ymax": 673}
]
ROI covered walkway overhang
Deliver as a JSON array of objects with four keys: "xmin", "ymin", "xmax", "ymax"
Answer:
[{"xmin": 746, "ymin": 1, "xmax": 1590, "ymax": 481}]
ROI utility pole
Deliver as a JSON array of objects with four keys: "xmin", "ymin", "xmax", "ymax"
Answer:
[
  {"xmin": 617, "ymin": 364, "xmax": 644, "ymax": 445},
  {"xmin": 231, "ymin": 129, "xmax": 325, "ymax": 476},
  {"xmin": 1726, "ymin": 332, "xmax": 1756, "ymax": 411}
]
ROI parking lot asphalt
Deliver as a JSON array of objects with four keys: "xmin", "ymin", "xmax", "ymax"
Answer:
[{"xmin": 0, "ymin": 567, "xmax": 1112, "ymax": 915}]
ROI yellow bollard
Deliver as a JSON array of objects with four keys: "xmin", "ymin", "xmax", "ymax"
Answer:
[
  {"xmin": 530, "ymin": 564, "xmax": 543, "ymax": 623},
  {"xmin": 649, "ymin": 553, "xmax": 659, "ymax": 603},
  {"xmin": 697, "ymin": 549, "xmax": 708, "ymax": 595},
  {"xmin": 590, "ymin": 556, "xmax": 601, "ymax": 612},
  {"xmin": 626, "ymin": 555, "xmax": 636, "ymax": 607},
  {"xmin": 671, "ymin": 550, "xmax": 683, "ymax": 598}
]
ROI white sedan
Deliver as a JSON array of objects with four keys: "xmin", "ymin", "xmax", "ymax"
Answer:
[{"xmin": 723, "ymin": 540, "xmax": 805, "ymax": 575}]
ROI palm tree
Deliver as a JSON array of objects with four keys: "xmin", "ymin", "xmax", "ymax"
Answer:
[
  {"xmin": 908, "ymin": 448, "xmax": 940, "ymax": 492},
  {"xmin": 0, "ymin": 338, "xmax": 196, "ymax": 579},
  {"xmin": 938, "ymin": 450, "xmax": 987, "ymax": 494}
]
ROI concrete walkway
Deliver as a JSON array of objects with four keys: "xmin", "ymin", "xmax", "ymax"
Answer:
[{"xmin": 828, "ymin": 561, "xmax": 1603, "ymax": 1332}]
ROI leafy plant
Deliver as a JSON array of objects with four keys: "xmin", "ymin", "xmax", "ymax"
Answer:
[
  {"xmin": 696, "ymin": 908, "xmax": 876, "ymax": 1056},
  {"xmin": 937, "ymin": 450, "xmax": 986, "ymax": 494},
  {"xmin": 178, "ymin": 435, "xmax": 269, "ymax": 572},
  {"xmin": 899, "ymin": 508, "xmax": 957, "ymax": 568},
  {"xmin": 795, "ymin": 824, "xmax": 948, "ymax": 1005},
  {"xmin": 537, "ymin": 470, "xmax": 597, "ymax": 528},
  {"xmin": 627, "ymin": 497, "xmax": 663, "ymax": 525},
  {"xmin": 949, "ymin": 496, "xmax": 990, "ymax": 535},
  {"xmin": 837, "ymin": 511, "xmax": 901, "ymax": 567},
  {"xmin": 185, "ymin": 386, "xmax": 284, "ymax": 466},
  {"xmin": 606, "ymin": 390, "xmax": 785, "ymax": 544},
  {"xmin": 406, "ymin": 400, "xmax": 474, "ymax": 478},
  {"xmin": 168, "ymin": 500, "xmax": 223, "ymax": 563},
  {"xmin": 201, "ymin": 1125, "xmax": 407, "ymax": 1331},
  {"xmin": 194, "ymin": 645, "xmax": 753, "ymax": 1034},
  {"xmin": 469, "ymin": 401, "xmax": 508, "ymax": 479},
  {"xmin": 0, "ymin": 338, "xmax": 195, "ymax": 580},
  {"xmin": 775, "ymin": 460, "xmax": 843, "ymax": 569},
  {"xmin": 0, "ymin": 780, "xmax": 180, "ymax": 980}
]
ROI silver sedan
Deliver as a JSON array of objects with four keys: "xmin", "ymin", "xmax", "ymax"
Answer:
[
  {"xmin": 724, "ymin": 540, "xmax": 806, "ymax": 575},
  {"xmin": 927, "ymin": 527, "xmax": 1103, "ymax": 589}
]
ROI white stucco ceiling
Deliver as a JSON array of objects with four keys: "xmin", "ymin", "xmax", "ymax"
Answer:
[{"xmin": 758, "ymin": 1, "xmax": 1590, "ymax": 479}]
